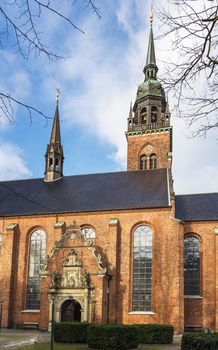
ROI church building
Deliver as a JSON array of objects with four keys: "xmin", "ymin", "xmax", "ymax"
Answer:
[{"xmin": 0, "ymin": 18, "xmax": 218, "ymax": 334}]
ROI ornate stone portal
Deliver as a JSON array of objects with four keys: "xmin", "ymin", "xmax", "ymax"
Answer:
[{"xmin": 43, "ymin": 222, "xmax": 108, "ymax": 328}]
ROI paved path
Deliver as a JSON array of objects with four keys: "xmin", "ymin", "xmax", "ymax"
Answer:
[
  {"xmin": 0, "ymin": 329, "xmax": 50, "ymax": 349},
  {"xmin": 0, "ymin": 329, "xmax": 182, "ymax": 349}
]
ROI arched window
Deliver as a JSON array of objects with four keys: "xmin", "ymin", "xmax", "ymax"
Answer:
[
  {"xmin": 140, "ymin": 155, "xmax": 147, "ymax": 170},
  {"xmin": 26, "ymin": 229, "xmax": 46, "ymax": 310},
  {"xmin": 151, "ymin": 106, "xmax": 158, "ymax": 123},
  {"xmin": 140, "ymin": 107, "xmax": 147, "ymax": 124},
  {"xmin": 82, "ymin": 227, "xmax": 96, "ymax": 239},
  {"xmin": 150, "ymin": 154, "xmax": 157, "ymax": 169},
  {"xmin": 132, "ymin": 225, "xmax": 152, "ymax": 311},
  {"xmin": 184, "ymin": 235, "xmax": 200, "ymax": 295},
  {"xmin": 55, "ymin": 158, "xmax": 59, "ymax": 170}
]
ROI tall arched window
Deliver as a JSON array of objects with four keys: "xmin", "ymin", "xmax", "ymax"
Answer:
[
  {"xmin": 26, "ymin": 229, "xmax": 46, "ymax": 310},
  {"xmin": 140, "ymin": 155, "xmax": 147, "ymax": 170},
  {"xmin": 140, "ymin": 107, "xmax": 147, "ymax": 124},
  {"xmin": 132, "ymin": 225, "xmax": 152, "ymax": 311},
  {"xmin": 184, "ymin": 235, "xmax": 200, "ymax": 295},
  {"xmin": 150, "ymin": 154, "xmax": 157, "ymax": 169},
  {"xmin": 151, "ymin": 106, "xmax": 158, "ymax": 123}
]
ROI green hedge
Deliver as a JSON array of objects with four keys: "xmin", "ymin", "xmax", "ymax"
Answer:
[
  {"xmin": 87, "ymin": 324, "xmax": 138, "ymax": 350},
  {"xmin": 182, "ymin": 332, "xmax": 218, "ymax": 350},
  {"xmin": 136, "ymin": 324, "xmax": 174, "ymax": 344},
  {"xmin": 54, "ymin": 322, "xmax": 90, "ymax": 343}
]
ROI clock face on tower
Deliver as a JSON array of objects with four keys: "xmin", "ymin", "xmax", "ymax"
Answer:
[{"xmin": 144, "ymin": 144, "xmax": 153, "ymax": 154}]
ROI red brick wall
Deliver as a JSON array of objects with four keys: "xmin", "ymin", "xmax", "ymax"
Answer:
[
  {"xmin": 183, "ymin": 222, "xmax": 217, "ymax": 330},
  {"xmin": 0, "ymin": 206, "xmax": 186, "ymax": 333},
  {"xmin": 127, "ymin": 131, "xmax": 172, "ymax": 171}
]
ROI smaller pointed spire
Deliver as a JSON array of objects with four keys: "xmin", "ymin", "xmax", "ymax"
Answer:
[
  {"xmin": 129, "ymin": 102, "xmax": 133, "ymax": 119},
  {"xmin": 166, "ymin": 99, "xmax": 170, "ymax": 114},
  {"xmin": 44, "ymin": 91, "xmax": 64, "ymax": 182},
  {"xmin": 50, "ymin": 101, "xmax": 61, "ymax": 145}
]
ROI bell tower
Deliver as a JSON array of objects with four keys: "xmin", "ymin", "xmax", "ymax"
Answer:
[
  {"xmin": 44, "ymin": 91, "xmax": 64, "ymax": 182},
  {"xmin": 126, "ymin": 15, "xmax": 172, "ymax": 171}
]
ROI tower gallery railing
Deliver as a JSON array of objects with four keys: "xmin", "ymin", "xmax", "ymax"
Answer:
[{"xmin": 129, "ymin": 121, "xmax": 170, "ymax": 132}]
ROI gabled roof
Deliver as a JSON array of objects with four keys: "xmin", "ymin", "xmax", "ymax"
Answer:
[
  {"xmin": 0, "ymin": 169, "xmax": 170, "ymax": 217},
  {"xmin": 175, "ymin": 193, "xmax": 218, "ymax": 222}
]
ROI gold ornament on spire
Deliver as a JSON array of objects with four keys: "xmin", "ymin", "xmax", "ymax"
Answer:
[
  {"xmin": 150, "ymin": 12, "xmax": 154, "ymax": 25},
  {"xmin": 56, "ymin": 88, "xmax": 60, "ymax": 102}
]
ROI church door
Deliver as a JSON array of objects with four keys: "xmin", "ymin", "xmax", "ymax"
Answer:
[{"xmin": 61, "ymin": 299, "xmax": 81, "ymax": 322}]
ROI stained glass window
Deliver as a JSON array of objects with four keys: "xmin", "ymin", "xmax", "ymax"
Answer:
[
  {"xmin": 26, "ymin": 229, "xmax": 46, "ymax": 310},
  {"xmin": 82, "ymin": 227, "xmax": 96, "ymax": 239},
  {"xmin": 132, "ymin": 225, "xmax": 152, "ymax": 311},
  {"xmin": 184, "ymin": 235, "xmax": 200, "ymax": 295}
]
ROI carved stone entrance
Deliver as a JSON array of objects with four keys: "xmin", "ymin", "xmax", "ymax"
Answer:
[
  {"xmin": 42, "ymin": 222, "xmax": 108, "ymax": 329},
  {"xmin": 61, "ymin": 299, "xmax": 81, "ymax": 322}
]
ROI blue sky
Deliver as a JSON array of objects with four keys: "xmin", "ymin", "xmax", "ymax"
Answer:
[{"xmin": 0, "ymin": 0, "xmax": 217, "ymax": 194}]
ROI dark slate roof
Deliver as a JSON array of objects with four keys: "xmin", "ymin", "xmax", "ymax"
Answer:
[
  {"xmin": 0, "ymin": 169, "xmax": 169, "ymax": 217},
  {"xmin": 175, "ymin": 193, "xmax": 218, "ymax": 222}
]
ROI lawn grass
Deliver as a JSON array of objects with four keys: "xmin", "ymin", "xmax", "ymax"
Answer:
[{"xmin": 14, "ymin": 343, "xmax": 87, "ymax": 350}]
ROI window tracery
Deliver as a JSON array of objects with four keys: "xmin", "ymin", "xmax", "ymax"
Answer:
[
  {"xmin": 140, "ymin": 155, "xmax": 147, "ymax": 170},
  {"xmin": 150, "ymin": 154, "xmax": 157, "ymax": 169},
  {"xmin": 132, "ymin": 225, "xmax": 152, "ymax": 311},
  {"xmin": 184, "ymin": 235, "xmax": 200, "ymax": 295},
  {"xmin": 26, "ymin": 229, "xmax": 46, "ymax": 310},
  {"xmin": 82, "ymin": 227, "xmax": 96, "ymax": 239}
]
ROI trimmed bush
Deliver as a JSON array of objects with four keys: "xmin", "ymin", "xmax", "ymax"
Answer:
[
  {"xmin": 54, "ymin": 322, "xmax": 90, "ymax": 343},
  {"xmin": 136, "ymin": 324, "xmax": 174, "ymax": 344},
  {"xmin": 181, "ymin": 332, "xmax": 218, "ymax": 350},
  {"xmin": 87, "ymin": 324, "xmax": 138, "ymax": 350}
]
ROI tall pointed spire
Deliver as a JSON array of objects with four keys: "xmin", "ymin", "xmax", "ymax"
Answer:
[
  {"xmin": 143, "ymin": 13, "xmax": 158, "ymax": 80},
  {"xmin": 44, "ymin": 90, "xmax": 64, "ymax": 182}
]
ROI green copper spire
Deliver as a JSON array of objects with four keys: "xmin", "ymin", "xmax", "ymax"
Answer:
[{"xmin": 143, "ymin": 13, "xmax": 158, "ymax": 80}]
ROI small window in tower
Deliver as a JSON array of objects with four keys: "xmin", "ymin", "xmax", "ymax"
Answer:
[
  {"xmin": 49, "ymin": 158, "xmax": 53, "ymax": 167},
  {"xmin": 150, "ymin": 154, "xmax": 157, "ymax": 169},
  {"xmin": 55, "ymin": 158, "xmax": 59, "ymax": 170},
  {"xmin": 140, "ymin": 155, "xmax": 147, "ymax": 170},
  {"xmin": 151, "ymin": 106, "xmax": 158, "ymax": 123},
  {"xmin": 140, "ymin": 108, "xmax": 147, "ymax": 124}
]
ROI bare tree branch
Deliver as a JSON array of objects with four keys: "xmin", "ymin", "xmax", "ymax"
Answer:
[
  {"xmin": 157, "ymin": 0, "xmax": 218, "ymax": 135},
  {"xmin": 0, "ymin": 0, "xmax": 101, "ymax": 124}
]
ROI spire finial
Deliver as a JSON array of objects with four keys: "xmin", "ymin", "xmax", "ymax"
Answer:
[
  {"xmin": 56, "ymin": 88, "xmax": 60, "ymax": 103},
  {"xmin": 149, "ymin": 12, "xmax": 154, "ymax": 25}
]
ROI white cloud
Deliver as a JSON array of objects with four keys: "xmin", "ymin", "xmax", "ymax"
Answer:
[
  {"xmin": 1, "ymin": 0, "xmax": 215, "ymax": 193},
  {"xmin": 0, "ymin": 143, "xmax": 32, "ymax": 180}
]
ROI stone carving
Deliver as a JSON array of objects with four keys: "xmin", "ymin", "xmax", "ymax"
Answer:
[
  {"xmin": 62, "ymin": 270, "xmax": 78, "ymax": 288},
  {"xmin": 92, "ymin": 248, "xmax": 107, "ymax": 274},
  {"xmin": 60, "ymin": 250, "xmax": 91, "ymax": 289},
  {"xmin": 63, "ymin": 250, "xmax": 82, "ymax": 267},
  {"xmin": 40, "ymin": 221, "xmax": 107, "ymax": 276},
  {"xmin": 51, "ymin": 271, "xmax": 62, "ymax": 288}
]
